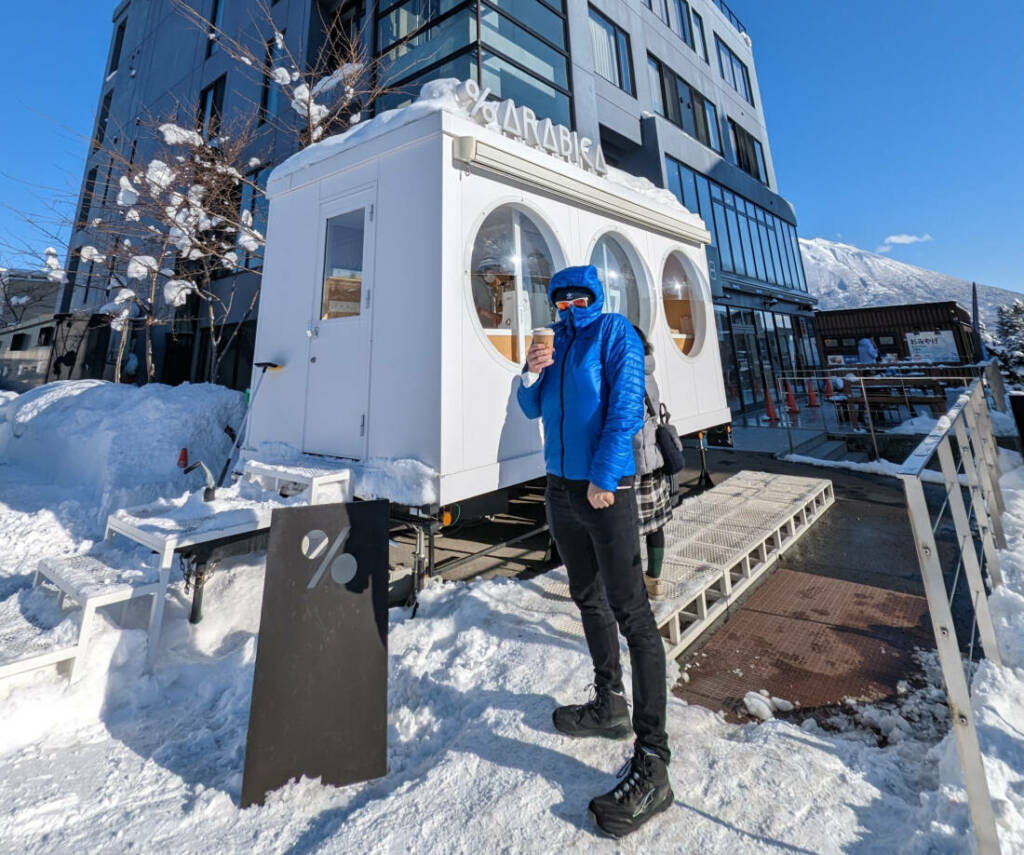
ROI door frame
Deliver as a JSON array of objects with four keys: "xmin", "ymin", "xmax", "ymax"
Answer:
[{"xmin": 302, "ymin": 184, "xmax": 377, "ymax": 459}]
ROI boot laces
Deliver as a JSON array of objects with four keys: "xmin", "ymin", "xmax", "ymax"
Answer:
[
  {"xmin": 610, "ymin": 751, "xmax": 648, "ymax": 803},
  {"xmin": 577, "ymin": 683, "xmax": 608, "ymax": 716}
]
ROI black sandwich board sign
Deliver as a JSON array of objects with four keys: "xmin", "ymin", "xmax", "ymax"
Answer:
[{"xmin": 241, "ymin": 500, "xmax": 389, "ymax": 807}]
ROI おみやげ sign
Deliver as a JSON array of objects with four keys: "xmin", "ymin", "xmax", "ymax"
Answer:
[
  {"xmin": 905, "ymin": 330, "xmax": 959, "ymax": 363},
  {"xmin": 454, "ymin": 79, "xmax": 608, "ymax": 177}
]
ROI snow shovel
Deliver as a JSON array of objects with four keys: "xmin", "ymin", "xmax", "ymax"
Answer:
[{"xmin": 216, "ymin": 361, "xmax": 282, "ymax": 487}]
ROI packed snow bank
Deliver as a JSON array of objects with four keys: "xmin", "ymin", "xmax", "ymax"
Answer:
[{"xmin": 0, "ymin": 381, "xmax": 244, "ymax": 527}]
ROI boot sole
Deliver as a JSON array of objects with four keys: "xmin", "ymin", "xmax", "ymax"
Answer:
[
  {"xmin": 552, "ymin": 717, "xmax": 632, "ymax": 740},
  {"xmin": 588, "ymin": 787, "xmax": 674, "ymax": 839}
]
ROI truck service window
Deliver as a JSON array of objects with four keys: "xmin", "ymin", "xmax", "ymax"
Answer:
[
  {"xmin": 321, "ymin": 209, "xmax": 365, "ymax": 320},
  {"xmin": 470, "ymin": 205, "xmax": 558, "ymax": 364},
  {"xmin": 662, "ymin": 251, "xmax": 704, "ymax": 356},
  {"xmin": 589, "ymin": 234, "xmax": 650, "ymax": 333}
]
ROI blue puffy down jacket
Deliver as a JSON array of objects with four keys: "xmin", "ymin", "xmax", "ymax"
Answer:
[{"xmin": 516, "ymin": 265, "xmax": 645, "ymax": 492}]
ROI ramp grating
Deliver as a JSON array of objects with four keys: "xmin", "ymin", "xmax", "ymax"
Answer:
[{"xmin": 654, "ymin": 471, "xmax": 835, "ymax": 660}]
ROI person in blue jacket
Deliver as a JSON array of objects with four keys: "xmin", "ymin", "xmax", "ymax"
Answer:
[{"xmin": 517, "ymin": 264, "xmax": 672, "ymax": 838}]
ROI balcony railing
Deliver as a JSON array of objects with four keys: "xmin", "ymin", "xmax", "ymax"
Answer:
[{"xmin": 711, "ymin": 0, "xmax": 746, "ymax": 34}]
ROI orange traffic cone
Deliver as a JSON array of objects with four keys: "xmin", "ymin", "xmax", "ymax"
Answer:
[
  {"xmin": 764, "ymin": 389, "xmax": 780, "ymax": 423},
  {"xmin": 177, "ymin": 447, "xmax": 189, "ymax": 469},
  {"xmin": 824, "ymin": 377, "xmax": 835, "ymax": 399},
  {"xmin": 806, "ymin": 379, "xmax": 820, "ymax": 407},
  {"xmin": 786, "ymin": 382, "xmax": 799, "ymax": 414}
]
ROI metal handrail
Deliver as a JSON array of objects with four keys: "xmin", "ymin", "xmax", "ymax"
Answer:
[{"xmin": 898, "ymin": 377, "xmax": 1005, "ymax": 855}]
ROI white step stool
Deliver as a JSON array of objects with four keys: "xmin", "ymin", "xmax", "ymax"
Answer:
[
  {"xmin": 242, "ymin": 459, "xmax": 352, "ymax": 504},
  {"xmin": 20, "ymin": 555, "xmax": 165, "ymax": 681}
]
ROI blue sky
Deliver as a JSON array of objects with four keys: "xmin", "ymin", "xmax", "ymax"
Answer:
[{"xmin": 1, "ymin": 0, "xmax": 1022, "ymax": 292}]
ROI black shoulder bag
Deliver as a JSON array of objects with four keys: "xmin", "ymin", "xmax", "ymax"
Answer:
[{"xmin": 645, "ymin": 394, "xmax": 685, "ymax": 474}]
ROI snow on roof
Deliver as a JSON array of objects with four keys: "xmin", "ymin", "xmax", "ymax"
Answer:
[{"xmin": 270, "ymin": 78, "xmax": 693, "ymax": 219}]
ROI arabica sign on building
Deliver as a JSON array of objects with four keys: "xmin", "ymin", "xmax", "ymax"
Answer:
[{"xmin": 454, "ymin": 79, "xmax": 608, "ymax": 177}]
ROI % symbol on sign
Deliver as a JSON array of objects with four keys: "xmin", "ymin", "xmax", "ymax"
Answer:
[{"xmin": 302, "ymin": 527, "xmax": 359, "ymax": 588}]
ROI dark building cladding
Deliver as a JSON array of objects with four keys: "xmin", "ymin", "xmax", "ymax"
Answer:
[
  {"xmin": 815, "ymin": 303, "xmax": 981, "ymax": 366},
  {"xmin": 63, "ymin": 0, "xmax": 815, "ymax": 408}
]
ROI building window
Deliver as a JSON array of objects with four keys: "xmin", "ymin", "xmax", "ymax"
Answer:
[
  {"xmin": 715, "ymin": 35, "xmax": 753, "ymax": 105},
  {"xmin": 94, "ymin": 91, "xmax": 113, "ymax": 151},
  {"xmin": 199, "ymin": 76, "xmax": 226, "ymax": 139},
  {"xmin": 470, "ymin": 205, "xmax": 559, "ymax": 364},
  {"xmin": 375, "ymin": 0, "xmax": 571, "ymax": 127},
  {"xmin": 589, "ymin": 7, "xmax": 633, "ymax": 95},
  {"xmin": 480, "ymin": 6, "xmax": 568, "ymax": 89},
  {"xmin": 729, "ymin": 119, "xmax": 767, "ymax": 184},
  {"xmin": 10, "ymin": 334, "xmax": 28, "ymax": 352},
  {"xmin": 375, "ymin": 49, "xmax": 477, "ymax": 112},
  {"xmin": 648, "ymin": 56, "xmax": 720, "ymax": 153},
  {"xmin": 672, "ymin": 0, "xmax": 693, "ymax": 48},
  {"xmin": 664, "ymin": 154, "xmax": 807, "ymax": 291},
  {"xmin": 647, "ymin": 57, "xmax": 665, "ymax": 116},
  {"xmin": 37, "ymin": 327, "xmax": 54, "ymax": 347},
  {"xmin": 108, "ymin": 19, "xmax": 127, "ymax": 75},
  {"xmin": 206, "ymin": 0, "xmax": 224, "ymax": 58},
  {"xmin": 75, "ymin": 166, "xmax": 99, "ymax": 228},
  {"xmin": 378, "ymin": 5, "xmax": 476, "ymax": 88},
  {"xmin": 691, "ymin": 10, "xmax": 708, "ymax": 62},
  {"xmin": 239, "ymin": 167, "xmax": 271, "ymax": 269},
  {"xmin": 589, "ymin": 234, "xmax": 650, "ymax": 332},
  {"xmin": 260, "ymin": 34, "xmax": 285, "ymax": 122},
  {"xmin": 693, "ymin": 89, "xmax": 721, "ymax": 152},
  {"xmin": 643, "ymin": 0, "xmax": 669, "ymax": 25},
  {"xmin": 662, "ymin": 251, "xmax": 705, "ymax": 355}
]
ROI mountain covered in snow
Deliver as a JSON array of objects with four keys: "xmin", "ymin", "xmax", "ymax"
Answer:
[{"xmin": 799, "ymin": 237, "xmax": 1021, "ymax": 327}]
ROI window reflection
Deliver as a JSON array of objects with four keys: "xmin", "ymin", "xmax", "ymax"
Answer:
[
  {"xmin": 321, "ymin": 209, "xmax": 365, "ymax": 320},
  {"xmin": 470, "ymin": 206, "xmax": 557, "ymax": 363},
  {"xmin": 590, "ymin": 235, "xmax": 650, "ymax": 332},
  {"xmin": 662, "ymin": 252, "xmax": 702, "ymax": 355}
]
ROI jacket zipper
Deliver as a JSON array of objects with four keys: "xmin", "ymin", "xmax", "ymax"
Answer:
[{"xmin": 559, "ymin": 313, "xmax": 576, "ymax": 477}]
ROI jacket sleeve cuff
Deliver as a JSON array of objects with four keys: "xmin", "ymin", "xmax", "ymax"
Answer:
[{"xmin": 521, "ymin": 370, "xmax": 540, "ymax": 388}]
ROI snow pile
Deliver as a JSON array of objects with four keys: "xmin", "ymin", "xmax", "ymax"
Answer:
[{"xmin": 0, "ymin": 381, "xmax": 245, "ymax": 527}]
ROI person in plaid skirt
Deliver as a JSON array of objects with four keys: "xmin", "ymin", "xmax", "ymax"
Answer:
[{"xmin": 632, "ymin": 327, "xmax": 673, "ymax": 599}]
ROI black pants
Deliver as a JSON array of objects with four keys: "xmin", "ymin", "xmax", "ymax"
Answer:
[{"xmin": 545, "ymin": 476, "xmax": 670, "ymax": 762}]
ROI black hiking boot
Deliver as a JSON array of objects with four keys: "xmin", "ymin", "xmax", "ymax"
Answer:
[
  {"xmin": 589, "ymin": 745, "xmax": 673, "ymax": 838},
  {"xmin": 552, "ymin": 684, "xmax": 631, "ymax": 739}
]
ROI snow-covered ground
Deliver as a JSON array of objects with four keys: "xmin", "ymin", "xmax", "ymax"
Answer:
[{"xmin": 1, "ymin": 381, "xmax": 1023, "ymax": 853}]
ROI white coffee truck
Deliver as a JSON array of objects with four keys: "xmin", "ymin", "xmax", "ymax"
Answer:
[{"xmin": 246, "ymin": 80, "xmax": 730, "ymax": 510}]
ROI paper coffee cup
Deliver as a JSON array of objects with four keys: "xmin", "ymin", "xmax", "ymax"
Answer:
[{"xmin": 533, "ymin": 328, "xmax": 554, "ymax": 348}]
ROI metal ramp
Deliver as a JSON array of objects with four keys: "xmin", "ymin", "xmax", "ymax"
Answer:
[
  {"xmin": 528, "ymin": 471, "xmax": 835, "ymax": 659},
  {"xmin": 654, "ymin": 471, "xmax": 834, "ymax": 659}
]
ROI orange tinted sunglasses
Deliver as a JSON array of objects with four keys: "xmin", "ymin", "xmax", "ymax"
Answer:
[{"xmin": 555, "ymin": 297, "xmax": 590, "ymax": 310}]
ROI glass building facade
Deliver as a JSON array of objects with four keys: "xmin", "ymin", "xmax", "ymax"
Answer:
[
  {"xmin": 374, "ymin": 0, "xmax": 572, "ymax": 127},
  {"xmin": 664, "ymin": 156, "xmax": 817, "ymax": 419}
]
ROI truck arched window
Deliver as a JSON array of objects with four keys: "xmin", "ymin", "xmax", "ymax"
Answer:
[
  {"xmin": 662, "ymin": 250, "xmax": 705, "ymax": 356},
  {"xmin": 589, "ymin": 234, "xmax": 651, "ymax": 333},
  {"xmin": 470, "ymin": 206, "xmax": 560, "ymax": 364}
]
